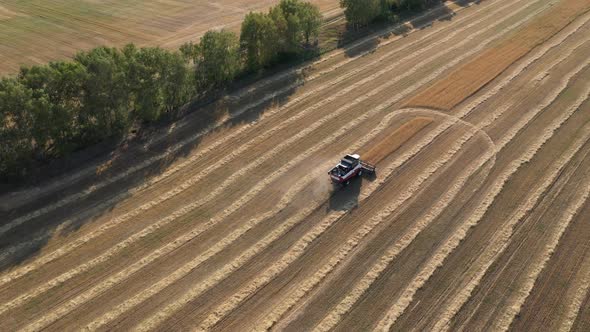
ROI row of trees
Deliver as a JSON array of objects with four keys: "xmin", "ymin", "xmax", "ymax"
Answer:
[
  {"xmin": 340, "ymin": 0, "xmax": 437, "ymax": 26},
  {"xmin": 241, "ymin": 0, "xmax": 322, "ymax": 70},
  {"xmin": 0, "ymin": 45, "xmax": 194, "ymax": 178},
  {"xmin": 0, "ymin": 0, "xmax": 323, "ymax": 179},
  {"xmin": 1, "ymin": 0, "xmax": 442, "ymax": 179},
  {"xmin": 179, "ymin": 0, "xmax": 323, "ymax": 85}
]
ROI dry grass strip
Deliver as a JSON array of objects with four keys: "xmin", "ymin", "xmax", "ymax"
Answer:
[
  {"xmin": 404, "ymin": 0, "xmax": 590, "ymax": 111},
  {"xmin": 387, "ymin": 62, "xmax": 590, "ymax": 331},
  {"xmin": 559, "ymin": 237, "xmax": 590, "ymax": 332},
  {"xmin": 495, "ymin": 158, "xmax": 590, "ymax": 331}
]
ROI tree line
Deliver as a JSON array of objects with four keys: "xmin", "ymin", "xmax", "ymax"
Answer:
[
  {"xmin": 1, "ymin": 0, "xmax": 441, "ymax": 180},
  {"xmin": 0, "ymin": 0, "xmax": 322, "ymax": 180}
]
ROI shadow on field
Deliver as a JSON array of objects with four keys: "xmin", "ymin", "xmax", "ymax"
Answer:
[
  {"xmin": 327, "ymin": 167, "xmax": 378, "ymax": 212},
  {"xmin": 328, "ymin": 177, "xmax": 362, "ymax": 212},
  {"xmin": 0, "ymin": 70, "xmax": 305, "ymax": 273}
]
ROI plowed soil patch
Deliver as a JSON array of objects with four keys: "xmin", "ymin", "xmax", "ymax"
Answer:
[
  {"xmin": 404, "ymin": 0, "xmax": 590, "ymax": 111},
  {"xmin": 361, "ymin": 117, "xmax": 433, "ymax": 165}
]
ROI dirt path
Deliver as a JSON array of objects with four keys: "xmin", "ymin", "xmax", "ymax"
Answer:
[{"xmin": 1, "ymin": 0, "xmax": 590, "ymax": 330}]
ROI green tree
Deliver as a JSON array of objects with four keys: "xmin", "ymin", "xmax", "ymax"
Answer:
[
  {"xmin": 299, "ymin": 2, "xmax": 322, "ymax": 44},
  {"xmin": 396, "ymin": 0, "xmax": 432, "ymax": 11},
  {"xmin": 19, "ymin": 61, "xmax": 87, "ymax": 154},
  {"xmin": 0, "ymin": 78, "xmax": 47, "ymax": 177},
  {"xmin": 240, "ymin": 12, "xmax": 279, "ymax": 71},
  {"xmin": 179, "ymin": 41, "xmax": 200, "ymax": 65},
  {"xmin": 269, "ymin": 6, "xmax": 290, "ymax": 53},
  {"xmin": 124, "ymin": 46, "xmax": 191, "ymax": 121},
  {"xmin": 270, "ymin": 0, "xmax": 322, "ymax": 53},
  {"xmin": 125, "ymin": 46, "xmax": 167, "ymax": 121},
  {"xmin": 340, "ymin": 0, "xmax": 381, "ymax": 27},
  {"xmin": 74, "ymin": 46, "xmax": 133, "ymax": 142},
  {"xmin": 277, "ymin": 0, "xmax": 304, "ymax": 53},
  {"xmin": 161, "ymin": 50, "xmax": 192, "ymax": 113},
  {"xmin": 197, "ymin": 30, "xmax": 241, "ymax": 88}
]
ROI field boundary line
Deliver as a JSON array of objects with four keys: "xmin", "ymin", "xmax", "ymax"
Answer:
[{"xmin": 377, "ymin": 61, "xmax": 590, "ymax": 331}]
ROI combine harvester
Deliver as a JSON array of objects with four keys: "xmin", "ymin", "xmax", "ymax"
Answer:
[
  {"xmin": 328, "ymin": 154, "xmax": 375, "ymax": 186},
  {"xmin": 328, "ymin": 117, "xmax": 434, "ymax": 187}
]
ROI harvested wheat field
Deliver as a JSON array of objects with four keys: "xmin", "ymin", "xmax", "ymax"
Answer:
[
  {"xmin": 1, "ymin": 0, "xmax": 590, "ymax": 330},
  {"xmin": 0, "ymin": 0, "xmax": 340, "ymax": 75}
]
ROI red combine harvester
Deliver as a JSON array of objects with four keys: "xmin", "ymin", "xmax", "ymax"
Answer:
[{"xmin": 328, "ymin": 154, "xmax": 376, "ymax": 186}]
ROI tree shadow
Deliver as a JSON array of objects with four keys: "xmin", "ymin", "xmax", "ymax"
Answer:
[{"xmin": 0, "ymin": 67, "xmax": 305, "ymax": 273}]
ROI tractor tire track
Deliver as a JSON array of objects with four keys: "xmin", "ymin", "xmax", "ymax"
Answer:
[{"xmin": 493, "ymin": 146, "xmax": 590, "ymax": 331}]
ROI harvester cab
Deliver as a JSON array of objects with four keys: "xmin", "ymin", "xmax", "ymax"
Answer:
[{"xmin": 328, "ymin": 154, "xmax": 375, "ymax": 185}]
